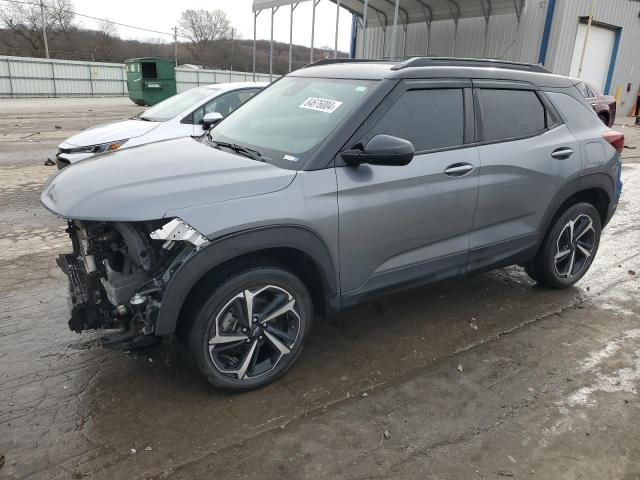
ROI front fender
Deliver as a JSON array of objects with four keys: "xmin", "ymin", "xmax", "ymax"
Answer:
[{"xmin": 155, "ymin": 225, "xmax": 339, "ymax": 336}]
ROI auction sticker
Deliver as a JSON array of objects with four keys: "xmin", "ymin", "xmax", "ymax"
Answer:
[{"xmin": 299, "ymin": 97, "xmax": 343, "ymax": 113}]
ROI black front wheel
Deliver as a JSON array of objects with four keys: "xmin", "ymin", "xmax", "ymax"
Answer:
[
  {"xmin": 527, "ymin": 202, "xmax": 601, "ymax": 288},
  {"xmin": 187, "ymin": 265, "xmax": 313, "ymax": 392}
]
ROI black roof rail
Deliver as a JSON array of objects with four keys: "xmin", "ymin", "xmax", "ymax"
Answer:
[
  {"xmin": 391, "ymin": 57, "xmax": 550, "ymax": 74},
  {"xmin": 303, "ymin": 58, "xmax": 394, "ymax": 68}
]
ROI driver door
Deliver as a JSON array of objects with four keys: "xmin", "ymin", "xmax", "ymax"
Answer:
[{"xmin": 336, "ymin": 79, "xmax": 479, "ymax": 304}]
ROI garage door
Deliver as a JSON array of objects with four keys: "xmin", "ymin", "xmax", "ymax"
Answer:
[{"xmin": 569, "ymin": 22, "xmax": 616, "ymax": 92}]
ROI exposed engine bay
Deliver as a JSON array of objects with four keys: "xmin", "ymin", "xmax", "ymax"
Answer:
[{"xmin": 57, "ymin": 219, "xmax": 206, "ymax": 349}]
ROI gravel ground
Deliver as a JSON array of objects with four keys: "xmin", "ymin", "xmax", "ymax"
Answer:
[{"xmin": 0, "ymin": 97, "xmax": 639, "ymax": 480}]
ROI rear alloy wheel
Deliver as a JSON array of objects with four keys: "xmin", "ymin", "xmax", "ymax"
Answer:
[
  {"xmin": 528, "ymin": 203, "xmax": 601, "ymax": 288},
  {"xmin": 553, "ymin": 214, "xmax": 596, "ymax": 279},
  {"xmin": 188, "ymin": 266, "xmax": 312, "ymax": 391}
]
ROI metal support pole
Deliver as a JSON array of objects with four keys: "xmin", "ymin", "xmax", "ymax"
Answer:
[
  {"xmin": 334, "ymin": 0, "xmax": 341, "ymax": 58},
  {"xmin": 289, "ymin": 3, "xmax": 298, "ymax": 72},
  {"xmin": 88, "ymin": 64, "xmax": 94, "ymax": 97},
  {"xmin": 270, "ymin": 7, "xmax": 275, "ymax": 81},
  {"xmin": 402, "ymin": 23, "xmax": 407, "ymax": 60},
  {"xmin": 361, "ymin": 0, "xmax": 369, "ymax": 58},
  {"xmin": 253, "ymin": 11, "xmax": 259, "ymax": 80},
  {"xmin": 6, "ymin": 58, "xmax": 14, "ymax": 98},
  {"xmin": 577, "ymin": 0, "xmax": 596, "ymax": 78},
  {"xmin": 480, "ymin": 0, "xmax": 492, "ymax": 58},
  {"xmin": 390, "ymin": 0, "xmax": 400, "ymax": 60},
  {"xmin": 40, "ymin": 0, "xmax": 49, "ymax": 59},
  {"xmin": 448, "ymin": 1, "xmax": 460, "ymax": 57},
  {"xmin": 311, "ymin": 0, "xmax": 318, "ymax": 63},
  {"xmin": 174, "ymin": 26, "xmax": 178, "ymax": 67}
]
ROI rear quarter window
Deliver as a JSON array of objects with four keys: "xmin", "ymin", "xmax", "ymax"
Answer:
[
  {"xmin": 545, "ymin": 91, "xmax": 605, "ymax": 133},
  {"xmin": 477, "ymin": 89, "xmax": 546, "ymax": 142}
]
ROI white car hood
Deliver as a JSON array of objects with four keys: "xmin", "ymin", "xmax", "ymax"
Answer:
[{"xmin": 62, "ymin": 119, "xmax": 161, "ymax": 147}]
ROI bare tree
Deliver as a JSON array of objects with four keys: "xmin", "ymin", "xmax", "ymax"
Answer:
[
  {"xmin": 84, "ymin": 20, "xmax": 118, "ymax": 61},
  {"xmin": 0, "ymin": 0, "xmax": 74, "ymax": 55},
  {"xmin": 178, "ymin": 9, "xmax": 231, "ymax": 62}
]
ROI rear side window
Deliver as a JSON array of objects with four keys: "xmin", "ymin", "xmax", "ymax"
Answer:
[
  {"xmin": 477, "ymin": 89, "xmax": 546, "ymax": 142},
  {"xmin": 368, "ymin": 88, "xmax": 465, "ymax": 152}
]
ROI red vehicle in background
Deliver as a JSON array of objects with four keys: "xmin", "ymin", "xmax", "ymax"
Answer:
[{"xmin": 574, "ymin": 80, "xmax": 617, "ymax": 127}]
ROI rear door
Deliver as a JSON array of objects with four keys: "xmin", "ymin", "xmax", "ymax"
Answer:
[
  {"xmin": 469, "ymin": 81, "xmax": 581, "ymax": 271},
  {"xmin": 336, "ymin": 79, "xmax": 480, "ymax": 303}
]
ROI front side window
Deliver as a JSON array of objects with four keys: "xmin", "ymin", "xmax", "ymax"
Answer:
[
  {"xmin": 478, "ymin": 89, "xmax": 546, "ymax": 142},
  {"xmin": 366, "ymin": 88, "xmax": 465, "ymax": 152},
  {"xmin": 192, "ymin": 89, "xmax": 260, "ymax": 124},
  {"xmin": 138, "ymin": 87, "xmax": 218, "ymax": 122},
  {"xmin": 209, "ymin": 77, "xmax": 377, "ymax": 169}
]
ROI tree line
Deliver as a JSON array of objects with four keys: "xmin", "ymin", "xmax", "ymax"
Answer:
[{"xmin": 0, "ymin": 1, "xmax": 343, "ymax": 73}]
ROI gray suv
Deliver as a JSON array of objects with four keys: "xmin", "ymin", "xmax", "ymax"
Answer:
[{"xmin": 42, "ymin": 58, "xmax": 624, "ymax": 391}]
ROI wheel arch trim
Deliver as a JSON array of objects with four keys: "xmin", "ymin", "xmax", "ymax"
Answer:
[
  {"xmin": 538, "ymin": 173, "xmax": 613, "ymax": 250},
  {"xmin": 155, "ymin": 225, "xmax": 339, "ymax": 336}
]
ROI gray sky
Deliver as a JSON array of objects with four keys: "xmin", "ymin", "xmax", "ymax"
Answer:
[{"xmin": 72, "ymin": 0, "xmax": 353, "ymax": 52}]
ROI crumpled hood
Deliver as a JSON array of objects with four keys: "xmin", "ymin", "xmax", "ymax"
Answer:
[
  {"xmin": 62, "ymin": 119, "xmax": 160, "ymax": 147},
  {"xmin": 41, "ymin": 137, "xmax": 296, "ymax": 221}
]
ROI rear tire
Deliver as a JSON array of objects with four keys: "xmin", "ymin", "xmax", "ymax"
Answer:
[
  {"xmin": 529, "ymin": 203, "xmax": 601, "ymax": 289},
  {"xmin": 186, "ymin": 264, "xmax": 313, "ymax": 392},
  {"xmin": 598, "ymin": 114, "xmax": 609, "ymax": 126}
]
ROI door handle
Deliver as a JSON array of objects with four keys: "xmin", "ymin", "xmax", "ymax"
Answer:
[
  {"xmin": 551, "ymin": 147, "xmax": 574, "ymax": 160},
  {"xmin": 444, "ymin": 163, "xmax": 474, "ymax": 177}
]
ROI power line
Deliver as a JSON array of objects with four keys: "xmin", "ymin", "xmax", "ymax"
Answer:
[{"xmin": 0, "ymin": 0, "xmax": 180, "ymax": 38}]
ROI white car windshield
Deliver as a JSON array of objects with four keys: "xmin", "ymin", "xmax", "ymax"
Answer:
[
  {"xmin": 209, "ymin": 77, "xmax": 376, "ymax": 168},
  {"xmin": 138, "ymin": 87, "xmax": 219, "ymax": 122}
]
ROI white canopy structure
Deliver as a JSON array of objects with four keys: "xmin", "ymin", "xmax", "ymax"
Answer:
[{"xmin": 251, "ymin": 0, "xmax": 527, "ymax": 79}]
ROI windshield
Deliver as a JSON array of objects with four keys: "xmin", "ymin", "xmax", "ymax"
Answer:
[
  {"xmin": 138, "ymin": 87, "xmax": 218, "ymax": 122},
  {"xmin": 209, "ymin": 77, "xmax": 376, "ymax": 168}
]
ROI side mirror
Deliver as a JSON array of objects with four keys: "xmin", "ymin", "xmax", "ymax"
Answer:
[
  {"xmin": 341, "ymin": 134, "xmax": 414, "ymax": 166},
  {"xmin": 202, "ymin": 112, "xmax": 223, "ymax": 130}
]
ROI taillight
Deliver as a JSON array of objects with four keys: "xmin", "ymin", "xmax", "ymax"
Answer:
[{"xmin": 602, "ymin": 130, "xmax": 624, "ymax": 154}]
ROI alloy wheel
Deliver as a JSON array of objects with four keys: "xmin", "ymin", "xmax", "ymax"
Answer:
[
  {"xmin": 208, "ymin": 285, "xmax": 301, "ymax": 380},
  {"xmin": 553, "ymin": 213, "xmax": 596, "ymax": 279}
]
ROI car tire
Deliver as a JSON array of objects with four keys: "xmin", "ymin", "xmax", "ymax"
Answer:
[
  {"xmin": 529, "ymin": 202, "xmax": 601, "ymax": 289},
  {"xmin": 598, "ymin": 114, "xmax": 609, "ymax": 126},
  {"xmin": 186, "ymin": 263, "xmax": 313, "ymax": 392}
]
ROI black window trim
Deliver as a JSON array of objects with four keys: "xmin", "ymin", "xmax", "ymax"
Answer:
[
  {"xmin": 337, "ymin": 78, "xmax": 475, "ymax": 163},
  {"xmin": 180, "ymin": 87, "xmax": 261, "ymax": 125},
  {"xmin": 472, "ymin": 83, "xmax": 563, "ymax": 147}
]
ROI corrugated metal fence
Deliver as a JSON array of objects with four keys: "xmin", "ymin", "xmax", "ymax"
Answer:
[
  {"xmin": 175, "ymin": 67, "xmax": 273, "ymax": 92},
  {"xmin": 0, "ymin": 55, "xmax": 274, "ymax": 98},
  {"xmin": 0, "ymin": 55, "xmax": 127, "ymax": 97}
]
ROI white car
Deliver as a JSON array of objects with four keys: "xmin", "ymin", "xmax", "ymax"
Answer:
[{"xmin": 55, "ymin": 82, "xmax": 266, "ymax": 168}]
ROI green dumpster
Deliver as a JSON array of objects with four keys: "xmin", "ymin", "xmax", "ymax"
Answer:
[{"xmin": 124, "ymin": 57, "xmax": 177, "ymax": 106}]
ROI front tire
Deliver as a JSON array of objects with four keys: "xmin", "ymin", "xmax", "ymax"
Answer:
[
  {"xmin": 187, "ymin": 265, "xmax": 313, "ymax": 392},
  {"xmin": 529, "ymin": 203, "xmax": 601, "ymax": 289}
]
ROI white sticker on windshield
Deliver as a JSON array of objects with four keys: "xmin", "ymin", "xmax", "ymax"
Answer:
[{"xmin": 299, "ymin": 97, "xmax": 343, "ymax": 113}]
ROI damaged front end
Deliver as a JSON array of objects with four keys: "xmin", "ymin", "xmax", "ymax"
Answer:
[{"xmin": 58, "ymin": 218, "xmax": 208, "ymax": 349}]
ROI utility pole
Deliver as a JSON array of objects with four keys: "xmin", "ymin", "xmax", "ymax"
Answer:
[
  {"xmin": 40, "ymin": 0, "xmax": 49, "ymax": 59},
  {"xmin": 174, "ymin": 26, "xmax": 178, "ymax": 67},
  {"xmin": 230, "ymin": 27, "xmax": 235, "ymax": 71}
]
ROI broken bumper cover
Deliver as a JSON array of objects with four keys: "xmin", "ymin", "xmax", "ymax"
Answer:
[{"xmin": 57, "ymin": 253, "xmax": 99, "ymax": 332}]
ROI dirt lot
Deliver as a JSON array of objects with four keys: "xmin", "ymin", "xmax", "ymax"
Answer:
[{"xmin": 1, "ymin": 97, "xmax": 639, "ymax": 480}]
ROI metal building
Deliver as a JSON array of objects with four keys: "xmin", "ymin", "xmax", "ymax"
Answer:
[
  {"xmin": 346, "ymin": 0, "xmax": 640, "ymax": 113},
  {"xmin": 252, "ymin": 0, "xmax": 640, "ymax": 114}
]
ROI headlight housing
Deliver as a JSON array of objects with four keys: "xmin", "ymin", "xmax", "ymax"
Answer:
[{"xmin": 67, "ymin": 139, "xmax": 128, "ymax": 154}]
